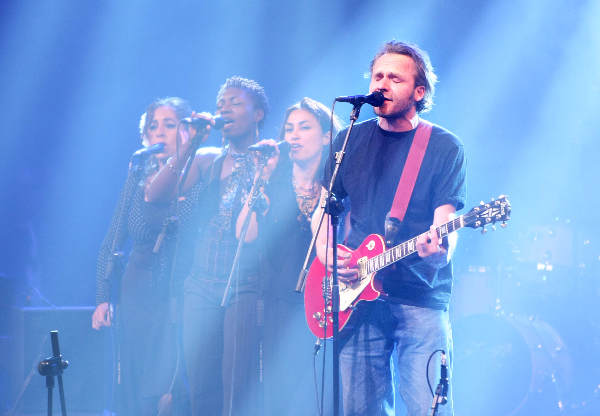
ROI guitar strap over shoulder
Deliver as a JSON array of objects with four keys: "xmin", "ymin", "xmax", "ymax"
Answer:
[{"xmin": 385, "ymin": 120, "xmax": 432, "ymax": 245}]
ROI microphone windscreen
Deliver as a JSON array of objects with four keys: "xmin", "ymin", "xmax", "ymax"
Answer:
[{"xmin": 213, "ymin": 116, "xmax": 226, "ymax": 130}]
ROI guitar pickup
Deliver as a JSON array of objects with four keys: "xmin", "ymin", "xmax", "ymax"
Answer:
[{"xmin": 357, "ymin": 256, "xmax": 368, "ymax": 277}]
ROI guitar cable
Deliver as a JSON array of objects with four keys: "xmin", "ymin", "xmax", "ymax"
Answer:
[{"xmin": 426, "ymin": 349, "xmax": 445, "ymax": 396}]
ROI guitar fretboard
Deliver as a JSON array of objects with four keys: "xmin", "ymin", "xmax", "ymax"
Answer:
[{"xmin": 363, "ymin": 216, "xmax": 464, "ymax": 274}]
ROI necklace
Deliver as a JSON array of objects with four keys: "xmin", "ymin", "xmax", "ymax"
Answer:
[{"xmin": 292, "ymin": 177, "xmax": 320, "ymax": 224}]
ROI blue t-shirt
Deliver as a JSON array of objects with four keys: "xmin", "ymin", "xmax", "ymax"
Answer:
[{"xmin": 322, "ymin": 118, "xmax": 466, "ymax": 309}]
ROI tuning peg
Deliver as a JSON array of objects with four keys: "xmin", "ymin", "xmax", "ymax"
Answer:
[
  {"xmin": 481, "ymin": 227, "xmax": 488, "ymax": 234},
  {"xmin": 501, "ymin": 221, "xmax": 507, "ymax": 228},
  {"xmin": 480, "ymin": 200, "xmax": 485, "ymax": 206}
]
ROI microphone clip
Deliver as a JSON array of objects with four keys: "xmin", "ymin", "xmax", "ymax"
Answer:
[{"xmin": 430, "ymin": 351, "xmax": 448, "ymax": 416}]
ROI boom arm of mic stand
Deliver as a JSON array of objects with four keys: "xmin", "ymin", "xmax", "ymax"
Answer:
[
  {"xmin": 104, "ymin": 162, "xmax": 145, "ymax": 309},
  {"xmin": 294, "ymin": 103, "xmax": 363, "ymax": 294},
  {"xmin": 221, "ymin": 156, "xmax": 269, "ymax": 307},
  {"xmin": 177, "ymin": 134, "xmax": 204, "ymax": 197},
  {"xmin": 155, "ymin": 132, "xmax": 206, "ymax": 400},
  {"xmin": 295, "ymin": 199, "xmax": 327, "ymax": 292},
  {"xmin": 160, "ymin": 131, "xmax": 203, "ymax": 304}
]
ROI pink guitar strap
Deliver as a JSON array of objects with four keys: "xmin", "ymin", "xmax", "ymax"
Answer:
[{"xmin": 389, "ymin": 120, "xmax": 433, "ymax": 222}]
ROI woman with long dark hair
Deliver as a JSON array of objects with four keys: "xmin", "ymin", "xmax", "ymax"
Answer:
[{"xmin": 262, "ymin": 97, "xmax": 343, "ymax": 415}]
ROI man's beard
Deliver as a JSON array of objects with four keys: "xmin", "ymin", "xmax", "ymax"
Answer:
[{"xmin": 376, "ymin": 96, "xmax": 415, "ymax": 120}]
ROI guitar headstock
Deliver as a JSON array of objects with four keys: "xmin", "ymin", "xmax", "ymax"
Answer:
[{"xmin": 464, "ymin": 195, "xmax": 511, "ymax": 232}]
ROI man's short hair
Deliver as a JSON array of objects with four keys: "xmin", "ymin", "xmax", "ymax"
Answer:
[{"xmin": 370, "ymin": 41, "xmax": 438, "ymax": 113}]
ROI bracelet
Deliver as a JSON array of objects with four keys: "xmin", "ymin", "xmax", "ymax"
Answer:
[{"xmin": 252, "ymin": 191, "xmax": 270, "ymax": 216}]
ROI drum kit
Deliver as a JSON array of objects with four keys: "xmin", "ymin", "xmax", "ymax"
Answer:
[{"xmin": 450, "ymin": 218, "xmax": 600, "ymax": 415}]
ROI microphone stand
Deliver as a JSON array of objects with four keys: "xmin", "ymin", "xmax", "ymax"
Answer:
[
  {"xmin": 157, "ymin": 129, "xmax": 207, "ymax": 405},
  {"xmin": 294, "ymin": 195, "xmax": 326, "ymax": 293},
  {"xmin": 38, "ymin": 330, "xmax": 69, "ymax": 416},
  {"xmin": 221, "ymin": 153, "xmax": 269, "ymax": 307},
  {"xmin": 101, "ymin": 153, "xmax": 147, "ymax": 411},
  {"xmin": 429, "ymin": 380, "xmax": 447, "ymax": 416},
  {"xmin": 429, "ymin": 353, "xmax": 449, "ymax": 416},
  {"xmin": 295, "ymin": 102, "xmax": 365, "ymax": 416}
]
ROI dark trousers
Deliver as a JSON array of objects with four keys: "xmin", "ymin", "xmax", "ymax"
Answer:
[
  {"xmin": 182, "ymin": 277, "xmax": 262, "ymax": 416},
  {"xmin": 262, "ymin": 296, "xmax": 320, "ymax": 416},
  {"xmin": 117, "ymin": 263, "xmax": 177, "ymax": 415}
]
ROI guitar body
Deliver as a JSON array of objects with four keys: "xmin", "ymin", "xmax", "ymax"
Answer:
[
  {"xmin": 303, "ymin": 196, "xmax": 512, "ymax": 339},
  {"xmin": 304, "ymin": 234, "xmax": 386, "ymax": 339},
  {"xmin": 304, "ymin": 195, "xmax": 511, "ymax": 339}
]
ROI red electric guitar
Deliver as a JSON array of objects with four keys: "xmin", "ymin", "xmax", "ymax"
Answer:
[{"xmin": 304, "ymin": 195, "xmax": 511, "ymax": 339}]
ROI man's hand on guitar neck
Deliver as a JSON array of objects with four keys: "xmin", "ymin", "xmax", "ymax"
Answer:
[
  {"xmin": 415, "ymin": 224, "xmax": 449, "ymax": 269},
  {"xmin": 415, "ymin": 204, "xmax": 457, "ymax": 269}
]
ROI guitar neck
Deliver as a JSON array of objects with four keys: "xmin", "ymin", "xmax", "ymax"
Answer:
[{"xmin": 365, "ymin": 216, "xmax": 465, "ymax": 274}]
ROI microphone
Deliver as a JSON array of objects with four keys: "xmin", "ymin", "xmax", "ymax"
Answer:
[
  {"xmin": 248, "ymin": 140, "xmax": 285, "ymax": 154},
  {"xmin": 335, "ymin": 90, "xmax": 387, "ymax": 107},
  {"xmin": 181, "ymin": 115, "xmax": 226, "ymax": 130},
  {"xmin": 131, "ymin": 142, "xmax": 165, "ymax": 159}
]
